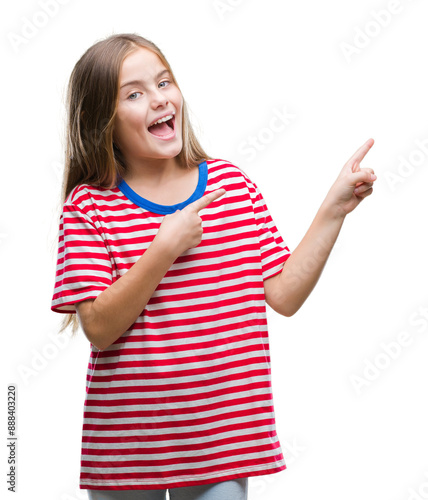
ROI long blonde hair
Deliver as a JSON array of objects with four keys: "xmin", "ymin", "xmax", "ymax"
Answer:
[{"xmin": 56, "ymin": 33, "xmax": 212, "ymax": 337}]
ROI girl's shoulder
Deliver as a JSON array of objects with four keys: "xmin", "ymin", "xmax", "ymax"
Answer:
[
  {"xmin": 205, "ymin": 158, "xmax": 254, "ymax": 185},
  {"xmin": 64, "ymin": 183, "xmax": 118, "ymax": 208}
]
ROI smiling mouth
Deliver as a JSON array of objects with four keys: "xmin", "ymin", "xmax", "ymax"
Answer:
[{"xmin": 148, "ymin": 116, "xmax": 175, "ymax": 138}]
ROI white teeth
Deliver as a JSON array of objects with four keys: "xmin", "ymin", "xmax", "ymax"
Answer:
[{"xmin": 150, "ymin": 113, "xmax": 174, "ymax": 127}]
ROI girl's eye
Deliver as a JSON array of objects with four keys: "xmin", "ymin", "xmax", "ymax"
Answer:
[
  {"xmin": 159, "ymin": 80, "xmax": 170, "ymax": 88},
  {"xmin": 128, "ymin": 92, "xmax": 141, "ymax": 100}
]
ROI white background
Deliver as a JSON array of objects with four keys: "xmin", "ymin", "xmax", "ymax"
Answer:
[{"xmin": 2, "ymin": 0, "xmax": 428, "ymax": 499}]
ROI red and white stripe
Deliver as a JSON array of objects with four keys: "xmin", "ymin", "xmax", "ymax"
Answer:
[{"xmin": 51, "ymin": 159, "xmax": 291, "ymax": 490}]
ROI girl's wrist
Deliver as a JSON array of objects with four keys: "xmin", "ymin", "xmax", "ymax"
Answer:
[
  {"xmin": 151, "ymin": 233, "xmax": 181, "ymax": 263},
  {"xmin": 319, "ymin": 198, "xmax": 347, "ymax": 222}
]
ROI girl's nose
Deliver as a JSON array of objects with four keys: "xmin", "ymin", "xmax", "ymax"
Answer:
[{"xmin": 150, "ymin": 89, "xmax": 169, "ymax": 108}]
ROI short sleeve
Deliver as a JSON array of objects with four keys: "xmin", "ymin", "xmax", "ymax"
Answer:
[
  {"xmin": 250, "ymin": 182, "xmax": 291, "ymax": 281},
  {"xmin": 51, "ymin": 203, "xmax": 113, "ymax": 314}
]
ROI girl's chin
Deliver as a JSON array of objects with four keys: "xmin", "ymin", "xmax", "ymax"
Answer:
[
  {"xmin": 119, "ymin": 134, "xmax": 183, "ymax": 159},
  {"xmin": 150, "ymin": 135, "xmax": 183, "ymax": 153},
  {"xmin": 138, "ymin": 144, "xmax": 184, "ymax": 161}
]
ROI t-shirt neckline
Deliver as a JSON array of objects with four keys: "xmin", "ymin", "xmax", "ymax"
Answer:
[{"xmin": 116, "ymin": 160, "xmax": 208, "ymax": 215}]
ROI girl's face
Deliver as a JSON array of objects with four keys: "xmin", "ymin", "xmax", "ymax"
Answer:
[{"xmin": 113, "ymin": 47, "xmax": 183, "ymax": 166}]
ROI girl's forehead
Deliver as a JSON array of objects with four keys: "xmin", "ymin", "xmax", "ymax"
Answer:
[{"xmin": 120, "ymin": 47, "xmax": 167, "ymax": 83}]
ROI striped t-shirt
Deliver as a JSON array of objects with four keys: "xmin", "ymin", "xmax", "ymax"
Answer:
[{"xmin": 51, "ymin": 158, "xmax": 292, "ymax": 491}]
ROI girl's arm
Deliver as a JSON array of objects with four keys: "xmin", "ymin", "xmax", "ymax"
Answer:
[
  {"xmin": 264, "ymin": 138, "xmax": 377, "ymax": 317},
  {"xmin": 76, "ymin": 189, "xmax": 225, "ymax": 351}
]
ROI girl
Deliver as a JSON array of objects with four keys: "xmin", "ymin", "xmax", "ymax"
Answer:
[{"xmin": 51, "ymin": 33, "xmax": 376, "ymax": 500}]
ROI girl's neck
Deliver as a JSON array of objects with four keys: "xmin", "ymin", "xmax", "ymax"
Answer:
[
  {"xmin": 119, "ymin": 155, "xmax": 199, "ymax": 206},
  {"xmin": 122, "ymin": 156, "xmax": 183, "ymax": 187}
]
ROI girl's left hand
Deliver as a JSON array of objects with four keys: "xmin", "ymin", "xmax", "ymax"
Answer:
[{"xmin": 322, "ymin": 138, "xmax": 377, "ymax": 218}]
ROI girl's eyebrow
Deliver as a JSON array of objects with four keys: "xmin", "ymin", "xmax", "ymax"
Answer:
[{"xmin": 120, "ymin": 69, "xmax": 171, "ymax": 89}]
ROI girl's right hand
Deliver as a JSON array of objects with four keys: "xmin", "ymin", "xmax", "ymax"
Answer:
[{"xmin": 154, "ymin": 188, "xmax": 226, "ymax": 259}]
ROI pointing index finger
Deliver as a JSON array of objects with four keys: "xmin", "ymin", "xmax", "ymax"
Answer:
[
  {"xmin": 347, "ymin": 138, "xmax": 375, "ymax": 170},
  {"xmin": 187, "ymin": 188, "xmax": 226, "ymax": 213}
]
